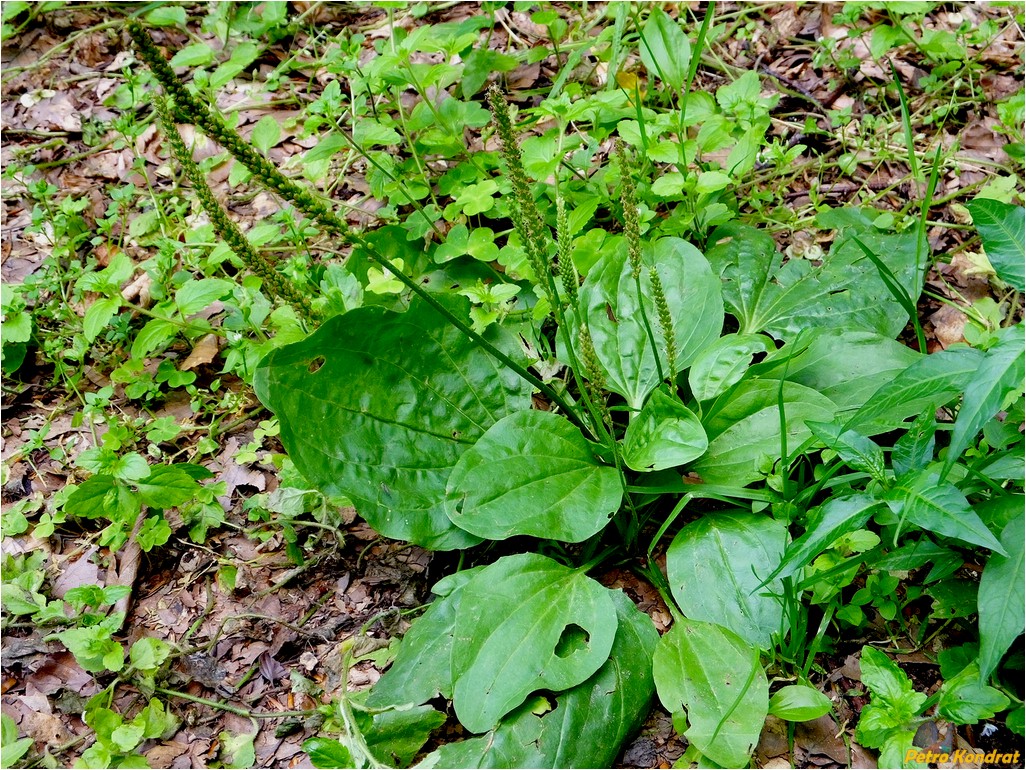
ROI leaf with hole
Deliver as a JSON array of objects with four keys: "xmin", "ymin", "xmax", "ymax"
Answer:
[
  {"xmin": 623, "ymin": 389, "xmax": 708, "ymax": 472},
  {"xmin": 580, "ymin": 237, "xmax": 723, "ymax": 410},
  {"xmin": 445, "ymin": 410, "xmax": 622, "ymax": 542},
  {"xmin": 450, "ymin": 553, "xmax": 618, "ymax": 733},
  {"xmin": 254, "ymin": 297, "xmax": 532, "ymax": 549},
  {"xmin": 667, "ymin": 512, "xmax": 787, "ymax": 649},
  {"xmin": 653, "ymin": 619, "xmax": 768, "ymax": 767}
]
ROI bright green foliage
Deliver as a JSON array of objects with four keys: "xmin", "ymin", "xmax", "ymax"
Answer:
[
  {"xmin": 2, "ymin": 714, "xmax": 33, "ymax": 768},
  {"xmin": 667, "ymin": 513, "xmax": 787, "ymax": 649},
  {"xmin": 653, "ymin": 619, "xmax": 769, "ymax": 767},
  {"xmin": 688, "ymin": 333, "xmax": 770, "ymax": 402},
  {"xmin": 254, "ymin": 297, "xmax": 532, "ymax": 550},
  {"xmin": 967, "ymin": 198, "xmax": 1025, "ymax": 290},
  {"xmin": 978, "ymin": 511, "xmax": 1026, "ymax": 680},
  {"xmin": 768, "ymin": 685, "xmax": 832, "ymax": 722},
  {"xmin": 855, "ymin": 646, "xmax": 927, "ymax": 767},
  {"xmin": 622, "ymin": 389, "xmax": 707, "ymax": 472}
]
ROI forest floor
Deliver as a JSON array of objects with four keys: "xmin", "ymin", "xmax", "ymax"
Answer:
[{"xmin": 1, "ymin": 2, "xmax": 1024, "ymax": 769}]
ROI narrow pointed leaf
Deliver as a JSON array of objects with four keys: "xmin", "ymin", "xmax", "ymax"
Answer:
[
  {"xmin": 807, "ymin": 420, "xmax": 886, "ymax": 481},
  {"xmin": 979, "ymin": 511, "xmax": 1025, "ymax": 680},
  {"xmin": 773, "ymin": 494, "xmax": 880, "ymax": 581},
  {"xmin": 967, "ymin": 198, "xmax": 1025, "ymax": 291}
]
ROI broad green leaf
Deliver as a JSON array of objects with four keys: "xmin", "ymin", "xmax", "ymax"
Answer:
[
  {"xmin": 55, "ymin": 626, "xmax": 124, "ymax": 673},
  {"xmin": 885, "ymin": 471, "xmax": 1006, "ymax": 554},
  {"xmin": 666, "ymin": 512, "xmax": 787, "ymax": 649},
  {"xmin": 773, "ymin": 494, "xmax": 880, "ymax": 580},
  {"xmin": 362, "ymin": 705, "xmax": 446, "ymax": 766},
  {"xmin": 303, "ymin": 737, "xmax": 353, "ymax": 769},
  {"xmin": 756, "ymin": 329, "xmax": 920, "ymax": 414},
  {"xmin": 175, "ymin": 278, "xmax": 234, "ymax": 316},
  {"xmin": 135, "ymin": 698, "xmax": 178, "ymax": 741},
  {"xmin": 135, "ymin": 465, "xmax": 200, "ymax": 508},
  {"xmin": 251, "ymin": 115, "xmax": 281, "ymax": 154},
  {"xmin": 451, "ymin": 553, "xmax": 618, "ymax": 733},
  {"xmin": 688, "ymin": 333, "xmax": 770, "ymax": 402},
  {"xmin": 131, "ymin": 318, "xmax": 178, "ymax": 359},
  {"xmin": 846, "ymin": 346, "xmax": 983, "ymax": 435},
  {"xmin": 254, "ymin": 297, "xmax": 532, "ymax": 549},
  {"xmin": 807, "ymin": 420, "xmax": 886, "ymax": 481},
  {"xmin": 937, "ymin": 663, "xmax": 1011, "ymax": 724},
  {"xmin": 979, "ymin": 511, "xmax": 1025, "ymax": 680},
  {"xmin": 169, "ymin": 42, "xmax": 214, "ymax": 68},
  {"xmin": 580, "ymin": 237, "xmax": 723, "ymax": 409},
  {"xmin": 855, "ymin": 646, "xmax": 926, "ymax": 748},
  {"xmin": 304, "ymin": 133, "xmax": 346, "ymax": 163},
  {"xmin": 445, "ymin": 410, "xmax": 622, "ymax": 542},
  {"xmin": 83, "ymin": 297, "xmax": 120, "ymax": 343},
  {"xmin": 653, "ymin": 619, "xmax": 768, "ymax": 767},
  {"xmin": 145, "ymin": 5, "xmax": 186, "ymax": 26},
  {"xmin": 461, "ymin": 48, "xmax": 519, "ymax": 98},
  {"xmin": 692, "ymin": 380, "xmax": 835, "ymax": 486},
  {"xmin": 419, "ymin": 590, "xmax": 658, "ymax": 769},
  {"xmin": 639, "ymin": 8, "xmax": 690, "ymax": 93},
  {"xmin": 217, "ymin": 730, "xmax": 256, "ymax": 769},
  {"xmin": 706, "ymin": 222, "xmax": 918, "ymax": 341},
  {"xmin": 353, "ymin": 119, "xmax": 402, "ymax": 147},
  {"xmin": 129, "ymin": 637, "xmax": 172, "ymax": 672},
  {"xmin": 110, "ymin": 722, "xmax": 145, "ymax": 753},
  {"xmin": 366, "ymin": 568, "xmax": 483, "ymax": 708},
  {"xmin": 768, "ymin": 685, "xmax": 832, "ymax": 722},
  {"xmin": 942, "ymin": 325, "xmax": 1025, "ymax": 478},
  {"xmin": 967, "ymin": 198, "xmax": 1025, "ymax": 290},
  {"xmin": 623, "ymin": 389, "xmax": 707, "ymax": 471}
]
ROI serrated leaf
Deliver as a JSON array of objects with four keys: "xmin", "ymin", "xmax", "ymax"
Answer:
[
  {"xmin": 692, "ymin": 380, "xmax": 836, "ymax": 486},
  {"xmin": 145, "ymin": 5, "xmax": 186, "ymax": 26},
  {"xmin": 885, "ymin": 471, "xmax": 1005, "ymax": 554},
  {"xmin": 942, "ymin": 325, "xmax": 1025, "ymax": 479},
  {"xmin": 768, "ymin": 685, "xmax": 832, "ymax": 722},
  {"xmin": 688, "ymin": 333, "xmax": 770, "ymax": 402},
  {"xmin": 855, "ymin": 646, "xmax": 926, "ymax": 748},
  {"xmin": 131, "ymin": 318, "xmax": 178, "ymax": 359},
  {"xmin": 979, "ymin": 510, "xmax": 1025, "ymax": 680},
  {"xmin": 667, "ymin": 512, "xmax": 787, "ymax": 649},
  {"xmin": 445, "ymin": 410, "xmax": 621, "ymax": 542},
  {"xmin": 254, "ymin": 297, "xmax": 532, "ymax": 549},
  {"xmin": 451, "ymin": 553, "xmax": 618, "ymax": 733},
  {"xmin": 706, "ymin": 222, "xmax": 918, "ymax": 342},
  {"xmin": 653, "ymin": 619, "xmax": 768, "ymax": 767},
  {"xmin": 251, "ymin": 115, "xmax": 281, "ymax": 154},
  {"xmin": 623, "ymin": 389, "xmax": 707, "ymax": 471},
  {"xmin": 580, "ymin": 237, "xmax": 723, "ymax": 409},
  {"xmin": 967, "ymin": 198, "xmax": 1025, "ymax": 290}
]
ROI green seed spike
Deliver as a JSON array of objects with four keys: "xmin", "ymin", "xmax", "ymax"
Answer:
[{"xmin": 556, "ymin": 195, "xmax": 579, "ymax": 308}]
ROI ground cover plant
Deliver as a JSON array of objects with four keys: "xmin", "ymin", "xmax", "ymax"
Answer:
[{"xmin": 1, "ymin": 2, "xmax": 1024, "ymax": 768}]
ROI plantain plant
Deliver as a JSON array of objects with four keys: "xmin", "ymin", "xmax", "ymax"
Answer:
[{"xmin": 128, "ymin": 10, "xmax": 1024, "ymax": 769}]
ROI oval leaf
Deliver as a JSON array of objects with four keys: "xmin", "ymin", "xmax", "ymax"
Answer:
[
  {"xmin": 581, "ymin": 237, "xmax": 723, "ymax": 409},
  {"xmin": 667, "ymin": 512, "xmax": 787, "ymax": 649},
  {"xmin": 653, "ymin": 619, "xmax": 769, "ymax": 767},
  {"xmin": 768, "ymin": 685, "xmax": 832, "ymax": 722},
  {"xmin": 688, "ymin": 333, "xmax": 770, "ymax": 402},
  {"xmin": 623, "ymin": 389, "xmax": 708, "ymax": 472},
  {"xmin": 445, "ymin": 410, "xmax": 622, "ymax": 542},
  {"xmin": 254, "ymin": 297, "xmax": 532, "ymax": 549},
  {"xmin": 451, "ymin": 553, "xmax": 618, "ymax": 733}
]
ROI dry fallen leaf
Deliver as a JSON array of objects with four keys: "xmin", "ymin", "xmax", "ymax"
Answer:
[{"xmin": 181, "ymin": 333, "xmax": 220, "ymax": 371}]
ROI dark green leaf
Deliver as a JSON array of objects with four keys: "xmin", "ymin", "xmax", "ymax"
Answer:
[
  {"xmin": 705, "ymin": 223, "xmax": 918, "ymax": 341},
  {"xmin": 666, "ymin": 512, "xmax": 787, "ymax": 649},
  {"xmin": 451, "ymin": 553, "xmax": 618, "ymax": 733},
  {"xmin": 688, "ymin": 333, "xmax": 770, "ymax": 402},
  {"xmin": 967, "ymin": 198, "xmax": 1025, "ymax": 291},
  {"xmin": 135, "ymin": 466, "xmax": 200, "ymax": 508},
  {"xmin": 580, "ymin": 237, "xmax": 723, "ymax": 409},
  {"xmin": 445, "ymin": 410, "xmax": 622, "ymax": 542},
  {"xmin": 885, "ymin": 471, "xmax": 1005, "ymax": 554},
  {"xmin": 942, "ymin": 325, "xmax": 1025, "ymax": 479},
  {"xmin": 807, "ymin": 421, "xmax": 886, "ymax": 481},
  {"xmin": 623, "ymin": 389, "xmax": 707, "ymax": 472},
  {"xmin": 653, "ymin": 619, "xmax": 768, "ymax": 767},
  {"xmin": 303, "ymin": 737, "xmax": 353, "ymax": 769},
  {"xmin": 891, "ymin": 410, "xmax": 937, "ymax": 477},
  {"xmin": 363, "ymin": 705, "xmax": 446, "ymax": 766},
  {"xmin": 773, "ymin": 494, "xmax": 879, "ymax": 581},
  {"xmin": 979, "ymin": 511, "xmax": 1025, "ymax": 680},
  {"xmin": 254, "ymin": 297, "xmax": 532, "ymax": 549}
]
